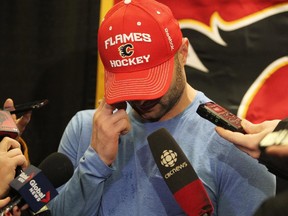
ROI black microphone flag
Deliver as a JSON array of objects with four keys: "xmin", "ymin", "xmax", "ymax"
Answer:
[{"xmin": 147, "ymin": 128, "xmax": 213, "ymax": 216}]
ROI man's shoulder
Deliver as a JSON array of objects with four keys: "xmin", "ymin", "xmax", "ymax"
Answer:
[{"xmin": 74, "ymin": 109, "xmax": 95, "ymax": 119}]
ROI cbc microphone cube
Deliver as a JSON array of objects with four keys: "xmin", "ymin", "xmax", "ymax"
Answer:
[{"xmin": 10, "ymin": 165, "xmax": 58, "ymax": 212}]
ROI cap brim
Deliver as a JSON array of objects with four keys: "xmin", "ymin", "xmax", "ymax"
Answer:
[{"xmin": 105, "ymin": 56, "xmax": 175, "ymax": 105}]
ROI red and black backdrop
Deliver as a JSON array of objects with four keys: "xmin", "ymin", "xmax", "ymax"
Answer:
[{"xmin": 1, "ymin": 0, "xmax": 287, "ymax": 172}]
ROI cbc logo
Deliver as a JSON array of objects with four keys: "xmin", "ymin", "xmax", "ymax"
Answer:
[{"xmin": 160, "ymin": 150, "xmax": 177, "ymax": 167}]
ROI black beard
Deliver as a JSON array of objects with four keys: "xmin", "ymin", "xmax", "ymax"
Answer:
[{"xmin": 130, "ymin": 59, "xmax": 185, "ymax": 122}]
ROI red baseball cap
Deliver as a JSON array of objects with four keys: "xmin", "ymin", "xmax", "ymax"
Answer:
[{"xmin": 98, "ymin": 0, "xmax": 183, "ymax": 105}]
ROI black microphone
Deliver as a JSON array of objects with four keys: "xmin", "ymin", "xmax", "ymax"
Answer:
[
  {"xmin": 147, "ymin": 128, "xmax": 214, "ymax": 216},
  {"xmin": 38, "ymin": 152, "xmax": 74, "ymax": 189},
  {"xmin": 0, "ymin": 152, "xmax": 73, "ymax": 215},
  {"xmin": 32, "ymin": 152, "xmax": 74, "ymax": 216}
]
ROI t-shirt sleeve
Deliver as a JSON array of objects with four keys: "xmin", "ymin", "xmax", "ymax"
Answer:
[{"xmin": 48, "ymin": 110, "xmax": 114, "ymax": 216}]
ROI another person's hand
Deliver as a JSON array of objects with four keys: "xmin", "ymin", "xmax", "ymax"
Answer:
[
  {"xmin": 3, "ymin": 98, "xmax": 31, "ymax": 136},
  {"xmin": 0, "ymin": 197, "xmax": 10, "ymax": 208},
  {"xmin": 90, "ymin": 99, "xmax": 131, "ymax": 166},
  {"xmin": 264, "ymin": 145, "xmax": 288, "ymax": 158},
  {"xmin": 0, "ymin": 138, "xmax": 28, "ymax": 197},
  {"xmin": 0, "ymin": 197, "xmax": 22, "ymax": 216},
  {"xmin": 215, "ymin": 119, "xmax": 280, "ymax": 159}
]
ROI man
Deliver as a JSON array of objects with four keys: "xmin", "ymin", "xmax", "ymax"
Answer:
[{"xmin": 49, "ymin": 0, "xmax": 276, "ymax": 215}]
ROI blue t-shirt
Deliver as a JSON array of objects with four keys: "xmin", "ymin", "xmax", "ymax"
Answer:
[{"xmin": 49, "ymin": 91, "xmax": 275, "ymax": 216}]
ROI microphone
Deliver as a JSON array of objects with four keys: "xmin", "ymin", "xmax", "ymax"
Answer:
[
  {"xmin": 33, "ymin": 152, "xmax": 74, "ymax": 216},
  {"xmin": 0, "ymin": 110, "xmax": 19, "ymax": 140},
  {"xmin": 0, "ymin": 152, "xmax": 73, "ymax": 215},
  {"xmin": 38, "ymin": 152, "xmax": 74, "ymax": 189},
  {"xmin": 147, "ymin": 128, "xmax": 214, "ymax": 216},
  {"xmin": 0, "ymin": 108, "xmax": 73, "ymax": 215}
]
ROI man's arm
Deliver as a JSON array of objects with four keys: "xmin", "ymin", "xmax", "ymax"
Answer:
[{"xmin": 48, "ymin": 110, "xmax": 114, "ymax": 216}]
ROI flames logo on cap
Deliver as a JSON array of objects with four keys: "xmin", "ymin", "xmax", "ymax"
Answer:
[{"xmin": 118, "ymin": 43, "xmax": 134, "ymax": 58}]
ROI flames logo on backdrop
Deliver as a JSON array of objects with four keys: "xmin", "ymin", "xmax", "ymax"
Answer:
[
  {"xmin": 170, "ymin": 1, "xmax": 288, "ymax": 123},
  {"xmin": 174, "ymin": 2, "xmax": 288, "ymax": 123}
]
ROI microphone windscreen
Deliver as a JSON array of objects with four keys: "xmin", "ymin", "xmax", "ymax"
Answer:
[
  {"xmin": 2, "ymin": 153, "xmax": 73, "ymax": 214},
  {"xmin": 147, "ymin": 128, "xmax": 213, "ymax": 216},
  {"xmin": 38, "ymin": 152, "xmax": 74, "ymax": 188}
]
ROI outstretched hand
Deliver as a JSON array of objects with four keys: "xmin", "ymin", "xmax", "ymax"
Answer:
[{"xmin": 215, "ymin": 119, "xmax": 280, "ymax": 159}]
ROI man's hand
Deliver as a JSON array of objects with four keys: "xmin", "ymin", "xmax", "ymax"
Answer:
[{"xmin": 90, "ymin": 99, "xmax": 131, "ymax": 166}]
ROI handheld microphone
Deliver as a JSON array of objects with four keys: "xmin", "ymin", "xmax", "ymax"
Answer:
[
  {"xmin": 147, "ymin": 128, "xmax": 214, "ymax": 216},
  {"xmin": 38, "ymin": 152, "xmax": 74, "ymax": 189},
  {"xmin": 0, "ymin": 152, "xmax": 73, "ymax": 215},
  {"xmin": 0, "ymin": 110, "xmax": 19, "ymax": 140}
]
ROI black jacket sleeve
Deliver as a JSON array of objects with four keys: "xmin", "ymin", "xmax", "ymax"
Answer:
[
  {"xmin": 258, "ymin": 118, "xmax": 288, "ymax": 180},
  {"xmin": 253, "ymin": 190, "xmax": 288, "ymax": 216}
]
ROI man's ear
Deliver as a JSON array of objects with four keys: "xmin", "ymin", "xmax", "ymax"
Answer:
[{"xmin": 178, "ymin": 38, "xmax": 189, "ymax": 65}]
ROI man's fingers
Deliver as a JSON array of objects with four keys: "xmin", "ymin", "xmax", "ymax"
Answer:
[
  {"xmin": 111, "ymin": 102, "xmax": 127, "ymax": 111},
  {"xmin": 97, "ymin": 98, "xmax": 105, "ymax": 110},
  {"xmin": 109, "ymin": 109, "xmax": 131, "ymax": 134}
]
